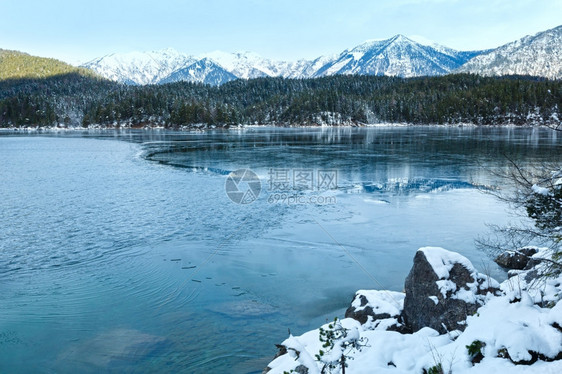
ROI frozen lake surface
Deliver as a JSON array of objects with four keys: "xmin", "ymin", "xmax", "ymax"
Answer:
[{"xmin": 0, "ymin": 126, "xmax": 560, "ymax": 373}]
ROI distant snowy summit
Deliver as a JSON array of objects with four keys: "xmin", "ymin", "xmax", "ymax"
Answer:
[
  {"xmin": 82, "ymin": 25, "xmax": 562, "ymax": 85},
  {"xmin": 83, "ymin": 48, "xmax": 195, "ymax": 85},
  {"xmin": 313, "ymin": 35, "xmax": 482, "ymax": 78},
  {"xmin": 456, "ymin": 25, "xmax": 562, "ymax": 80}
]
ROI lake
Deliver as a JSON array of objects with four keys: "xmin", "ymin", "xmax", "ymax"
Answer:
[{"xmin": 0, "ymin": 126, "xmax": 560, "ymax": 373}]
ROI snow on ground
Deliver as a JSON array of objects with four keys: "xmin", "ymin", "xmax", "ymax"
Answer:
[{"xmin": 265, "ymin": 247, "xmax": 562, "ymax": 374}]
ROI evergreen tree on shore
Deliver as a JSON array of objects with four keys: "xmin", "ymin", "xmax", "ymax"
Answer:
[{"xmin": 0, "ymin": 73, "xmax": 560, "ymax": 128}]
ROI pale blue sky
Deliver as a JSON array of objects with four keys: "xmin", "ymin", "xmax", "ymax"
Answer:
[{"xmin": 1, "ymin": 0, "xmax": 560, "ymax": 64}]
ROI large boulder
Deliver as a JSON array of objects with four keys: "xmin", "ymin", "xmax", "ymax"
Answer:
[{"xmin": 402, "ymin": 247, "xmax": 500, "ymax": 334}]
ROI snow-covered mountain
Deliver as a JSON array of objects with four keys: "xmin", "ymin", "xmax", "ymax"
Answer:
[
  {"xmin": 313, "ymin": 35, "xmax": 481, "ymax": 78},
  {"xmin": 201, "ymin": 51, "xmax": 271, "ymax": 79},
  {"xmin": 456, "ymin": 25, "xmax": 562, "ymax": 79},
  {"xmin": 83, "ymin": 37, "xmax": 483, "ymax": 85},
  {"xmin": 83, "ymin": 48, "xmax": 195, "ymax": 85},
  {"xmin": 81, "ymin": 26, "xmax": 562, "ymax": 85},
  {"xmin": 201, "ymin": 51, "xmax": 308, "ymax": 79},
  {"xmin": 159, "ymin": 58, "xmax": 237, "ymax": 85},
  {"xmin": 201, "ymin": 51, "xmax": 336, "ymax": 79}
]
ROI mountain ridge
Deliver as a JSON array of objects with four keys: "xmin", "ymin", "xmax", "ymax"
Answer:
[
  {"xmin": 4, "ymin": 25, "xmax": 561, "ymax": 86},
  {"xmin": 82, "ymin": 35, "xmax": 488, "ymax": 85},
  {"xmin": 82, "ymin": 25, "xmax": 562, "ymax": 85}
]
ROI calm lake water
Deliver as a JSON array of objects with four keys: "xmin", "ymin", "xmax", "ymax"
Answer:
[{"xmin": 0, "ymin": 126, "xmax": 560, "ymax": 373}]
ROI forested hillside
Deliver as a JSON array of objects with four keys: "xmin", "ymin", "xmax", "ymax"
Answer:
[
  {"xmin": 0, "ymin": 49, "xmax": 95, "ymax": 80},
  {"xmin": 1, "ymin": 73, "xmax": 560, "ymax": 128}
]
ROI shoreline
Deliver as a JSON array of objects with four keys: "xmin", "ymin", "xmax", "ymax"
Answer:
[{"xmin": 0, "ymin": 121, "xmax": 549, "ymax": 133}]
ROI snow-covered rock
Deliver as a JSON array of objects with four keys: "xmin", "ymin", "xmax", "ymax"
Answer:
[
  {"xmin": 345, "ymin": 290, "xmax": 408, "ymax": 332},
  {"xmin": 501, "ymin": 247, "xmax": 562, "ymax": 306},
  {"xmin": 403, "ymin": 247, "xmax": 500, "ymax": 334},
  {"xmin": 495, "ymin": 247, "xmax": 539, "ymax": 270}
]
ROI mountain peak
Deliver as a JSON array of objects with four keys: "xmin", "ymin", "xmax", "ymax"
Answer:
[
  {"xmin": 313, "ymin": 33, "xmax": 476, "ymax": 78},
  {"xmin": 352, "ymin": 34, "xmax": 417, "ymax": 54},
  {"xmin": 160, "ymin": 58, "xmax": 237, "ymax": 86},
  {"xmin": 390, "ymin": 34, "xmax": 410, "ymax": 43},
  {"xmin": 157, "ymin": 47, "xmax": 180, "ymax": 54}
]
